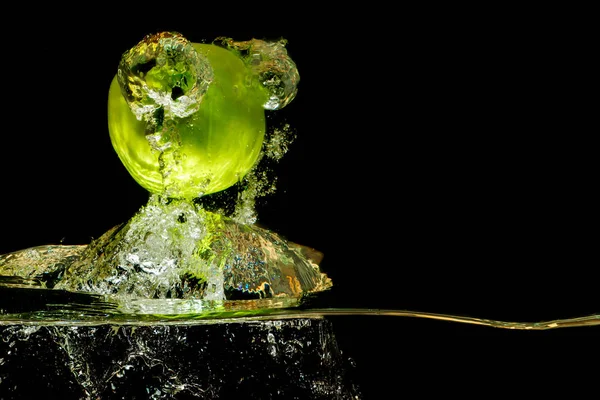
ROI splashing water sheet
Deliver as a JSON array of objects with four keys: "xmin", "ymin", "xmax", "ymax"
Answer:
[{"xmin": 1, "ymin": 31, "xmax": 598, "ymax": 399}]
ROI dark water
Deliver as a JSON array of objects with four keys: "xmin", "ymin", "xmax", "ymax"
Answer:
[{"xmin": 1, "ymin": 282, "xmax": 598, "ymax": 399}]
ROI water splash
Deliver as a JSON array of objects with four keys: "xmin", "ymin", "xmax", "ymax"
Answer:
[
  {"xmin": 216, "ymin": 37, "xmax": 300, "ymax": 110},
  {"xmin": 118, "ymin": 31, "xmax": 213, "ymax": 121},
  {"xmin": 100, "ymin": 33, "xmax": 317, "ymax": 308},
  {"xmin": 229, "ymin": 122, "xmax": 297, "ymax": 225},
  {"xmin": 0, "ymin": 199, "xmax": 332, "ymax": 306}
]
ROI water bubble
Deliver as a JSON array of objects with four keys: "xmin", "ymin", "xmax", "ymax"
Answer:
[
  {"xmin": 268, "ymin": 345, "xmax": 278, "ymax": 358},
  {"xmin": 284, "ymin": 343, "xmax": 297, "ymax": 356},
  {"xmin": 15, "ymin": 326, "xmax": 39, "ymax": 341}
]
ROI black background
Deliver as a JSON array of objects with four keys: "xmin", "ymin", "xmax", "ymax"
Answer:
[{"xmin": 1, "ymin": 5, "xmax": 597, "ymax": 398}]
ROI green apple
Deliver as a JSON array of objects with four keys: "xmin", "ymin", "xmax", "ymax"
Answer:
[{"xmin": 108, "ymin": 42, "xmax": 268, "ymax": 199}]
